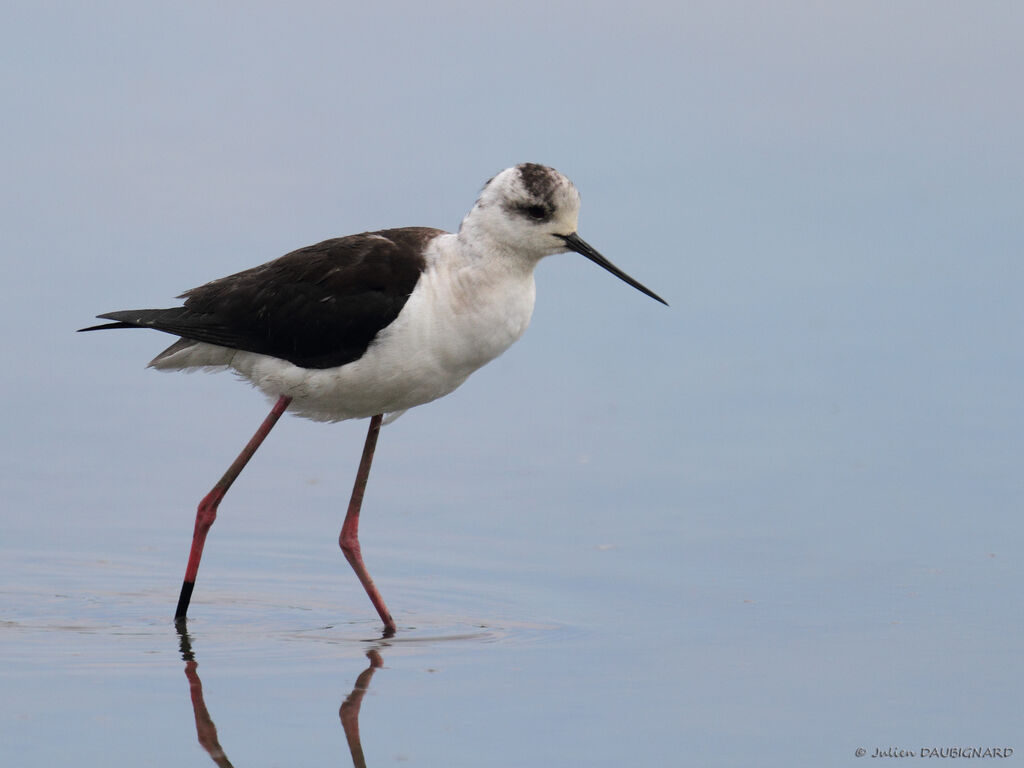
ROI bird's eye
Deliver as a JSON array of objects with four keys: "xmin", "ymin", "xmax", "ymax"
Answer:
[{"xmin": 524, "ymin": 205, "xmax": 547, "ymax": 221}]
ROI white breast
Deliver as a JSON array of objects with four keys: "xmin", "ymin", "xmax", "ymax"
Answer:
[{"xmin": 226, "ymin": 233, "xmax": 538, "ymax": 422}]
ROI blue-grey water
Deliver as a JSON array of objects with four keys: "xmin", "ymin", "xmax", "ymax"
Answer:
[
  {"xmin": 3, "ymin": 407, "xmax": 1020, "ymax": 766},
  {"xmin": 3, "ymin": 2, "xmax": 1022, "ymax": 765}
]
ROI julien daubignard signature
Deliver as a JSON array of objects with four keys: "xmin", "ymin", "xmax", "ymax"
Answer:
[{"xmin": 856, "ymin": 746, "xmax": 1014, "ymax": 759}]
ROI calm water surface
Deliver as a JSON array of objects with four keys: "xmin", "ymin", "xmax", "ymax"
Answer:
[{"xmin": 2, "ymin": 483, "xmax": 1020, "ymax": 767}]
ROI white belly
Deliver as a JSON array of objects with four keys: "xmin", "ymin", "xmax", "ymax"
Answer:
[{"xmin": 159, "ymin": 252, "xmax": 538, "ymax": 423}]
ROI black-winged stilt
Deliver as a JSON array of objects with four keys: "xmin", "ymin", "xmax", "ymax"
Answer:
[{"xmin": 81, "ymin": 163, "xmax": 667, "ymax": 634}]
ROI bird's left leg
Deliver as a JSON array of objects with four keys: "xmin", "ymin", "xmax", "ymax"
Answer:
[{"xmin": 175, "ymin": 394, "xmax": 292, "ymax": 621}]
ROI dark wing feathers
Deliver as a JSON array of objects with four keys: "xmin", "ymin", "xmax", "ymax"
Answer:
[{"xmin": 80, "ymin": 227, "xmax": 441, "ymax": 369}]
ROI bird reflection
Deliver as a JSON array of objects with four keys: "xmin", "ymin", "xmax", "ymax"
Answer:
[
  {"xmin": 176, "ymin": 625, "xmax": 235, "ymax": 768},
  {"xmin": 339, "ymin": 649, "xmax": 384, "ymax": 768},
  {"xmin": 175, "ymin": 622, "xmax": 385, "ymax": 767}
]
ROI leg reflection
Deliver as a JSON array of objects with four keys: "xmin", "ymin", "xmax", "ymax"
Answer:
[
  {"xmin": 339, "ymin": 650, "xmax": 384, "ymax": 768},
  {"xmin": 176, "ymin": 623, "xmax": 235, "ymax": 768},
  {"xmin": 176, "ymin": 623, "xmax": 386, "ymax": 768}
]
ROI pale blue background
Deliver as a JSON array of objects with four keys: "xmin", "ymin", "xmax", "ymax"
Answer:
[{"xmin": 2, "ymin": 2, "xmax": 1021, "ymax": 766}]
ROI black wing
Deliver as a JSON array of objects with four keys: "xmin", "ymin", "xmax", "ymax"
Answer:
[{"xmin": 80, "ymin": 227, "xmax": 442, "ymax": 369}]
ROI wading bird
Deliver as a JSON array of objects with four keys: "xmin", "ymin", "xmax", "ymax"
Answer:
[{"xmin": 81, "ymin": 163, "xmax": 667, "ymax": 634}]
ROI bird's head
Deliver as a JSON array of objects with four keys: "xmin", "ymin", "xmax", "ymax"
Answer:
[
  {"xmin": 460, "ymin": 163, "xmax": 667, "ymax": 305},
  {"xmin": 462, "ymin": 163, "xmax": 581, "ymax": 258}
]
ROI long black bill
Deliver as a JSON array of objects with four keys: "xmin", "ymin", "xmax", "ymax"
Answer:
[{"xmin": 558, "ymin": 233, "xmax": 668, "ymax": 306}]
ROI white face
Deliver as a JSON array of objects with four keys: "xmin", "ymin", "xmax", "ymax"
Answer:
[
  {"xmin": 462, "ymin": 164, "xmax": 582, "ymax": 259},
  {"xmin": 461, "ymin": 163, "xmax": 667, "ymax": 305}
]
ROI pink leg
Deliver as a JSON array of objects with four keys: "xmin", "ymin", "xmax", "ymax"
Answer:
[
  {"xmin": 339, "ymin": 414, "xmax": 396, "ymax": 634},
  {"xmin": 174, "ymin": 395, "xmax": 292, "ymax": 621}
]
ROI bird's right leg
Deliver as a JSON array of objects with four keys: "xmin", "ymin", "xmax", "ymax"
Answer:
[
  {"xmin": 174, "ymin": 395, "xmax": 292, "ymax": 621},
  {"xmin": 339, "ymin": 413, "xmax": 396, "ymax": 635}
]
